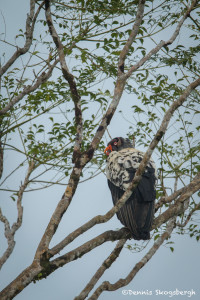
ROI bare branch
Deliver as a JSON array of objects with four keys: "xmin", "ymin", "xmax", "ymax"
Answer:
[
  {"xmin": 0, "ymin": 138, "xmax": 3, "ymax": 179},
  {"xmin": 0, "ymin": 209, "xmax": 15, "ymax": 270},
  {"xmin": 49, "ymin": 229, "xmax": 130, "ymax": 271},
  {"xmin": 11, "ymin": 161, "xmax": 35, "ymax": 233},
  {"xmin": 0, "ymin": 1, "xmax": 44, "ymax": 77},
  {"xmin": 75, "ymin": 239, "xmax": 127, "ymax": 300},
  {"xmin": 118, "ymin": 0, "xmax": 146, "ymax": 73},
  {"xmin": 89, "ymin": 218, "xmax": 176, "ymax": 300},
  {"xmin": 0, "ymin": 262, "xmax": 42, "ymax": 300},
  {"xmin": 0, "ymin": 161, "xmax": 35, "ymax": 269},
  {"xmin": 34, "ymin": 164, "xmax": 84, "ymax": 259}
]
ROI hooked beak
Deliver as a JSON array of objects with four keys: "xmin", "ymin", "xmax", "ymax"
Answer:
[{"xmin": 104, "ymin": 144, "xmax": 112, "ymax": 156}]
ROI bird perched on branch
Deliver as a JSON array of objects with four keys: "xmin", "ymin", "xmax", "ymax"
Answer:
[{"xmin": 104, "ymin": 137, "xmax": 157, "ymax": 240}]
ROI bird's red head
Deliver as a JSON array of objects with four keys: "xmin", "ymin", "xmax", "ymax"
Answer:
[
  {"xmin": 104, "ymin": 138, "xmax": 120, "ymax": 156},
  {"xmin": 104, "ymin": 144, "xmax": 113, "ymax": 156}
]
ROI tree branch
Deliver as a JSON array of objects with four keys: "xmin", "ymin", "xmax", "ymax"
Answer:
[
  {"xmin": 176, "ymin": 203, "xmax": 200, "ymax": 228},
  {"xmin": 44, "ymin": 0, "xmax": 83, "ymax": 155},
  {"xmin": 118, "ymin": 0, "xmax": 146, "ymax": 73},
  {"xmin": 0, "ymin": 137, "xmax": 3, "ymax": 179},
  {"xmin": 0, "ymin": 161, "xmax": 35, "ymax": 270},
  {"xmin": 155, "ymin": 172, "xmax": 200, "ymax": 212},
  {"xmin": 74, "ymin": 239, "xmax": 127, "ymax": 300},
  {"xmin": 49, "ymin": 229, "xmax": 130, "ymax": 273},
  {"xmin": 0, "ymin": 262, "xmax": 42, "ymax": 300},
  {"xmin": 124, "ymin": 0, "xmax": 198, "ymax": 79},
  {"xmin": 0, "ymin": 59, "xmax": 58, "ymax": 116},
  {"xmin": 153, "ymin": 173, "xmax": 200, "ymax": 229},
  {"xmin": 0, "ymin": 209, "xmax": 14, "ymax": 270},
  {"xmin": 89, "ymin": 218, "xmax": 176, "ymax": 300},
  {"xmin": 0, "ymin": 0, "xmax": 44, "ymax": 77}
]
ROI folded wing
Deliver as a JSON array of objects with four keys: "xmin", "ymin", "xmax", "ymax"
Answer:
[{"xmin": 106, "ymin": 148, "xmax": 157, "ymax": 240}]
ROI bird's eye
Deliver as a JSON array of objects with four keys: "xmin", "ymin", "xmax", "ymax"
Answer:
[{"xmin": 114, "ymin": 142, "xmax": 118, "ymax": 145}]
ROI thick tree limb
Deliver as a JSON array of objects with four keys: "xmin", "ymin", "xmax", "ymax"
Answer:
[
  {"xmin": 0, "ymin": 161, "xmax": 35, "ymax": 270},
  {"xmin": 74, "ymin": 239, "xmax": 127, "ymax": 300},
  {"xmin": 49, "ymin": 229, "xmax": 130, "ymax": 270},
  {"xmin": 0, "ymin": 229, "xmax": 130, "ymax": 300},
  {"xmin": 0, "ymin": 262, "xmax": 42, "ymax": 300},
  {"xmin": 89, "ymin": 218, "xmax": 176, "ymax": 300}
]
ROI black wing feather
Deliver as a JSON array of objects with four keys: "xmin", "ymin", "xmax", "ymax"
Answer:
[{"xmin": 108, "ymin": 168, "xmax": 156, "ymax": 240}]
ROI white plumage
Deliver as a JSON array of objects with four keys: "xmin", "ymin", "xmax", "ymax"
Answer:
[{"xmin": 106, "ymin": 148, "xmax": 157, "ymax": 191}]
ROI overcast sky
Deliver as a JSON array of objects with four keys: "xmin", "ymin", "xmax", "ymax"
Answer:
[{"xmin": 0, "ymin": 1, "xmax": 200, "ymax": 300}]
